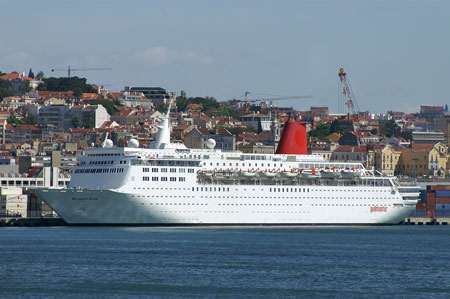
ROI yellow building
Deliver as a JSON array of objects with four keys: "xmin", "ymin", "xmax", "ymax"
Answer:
[
  {"xmin": 397, "ymin": 143, "xmax": 448, "ymax": 177},
  {"xmin": 367, "ymin": 144, "xmax": 401, "ymax": 176}
]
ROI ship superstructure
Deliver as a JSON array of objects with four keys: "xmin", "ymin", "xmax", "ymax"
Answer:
[{"xmin": 34, "ymin": 105, "xmax": 419, "ymax": 225}]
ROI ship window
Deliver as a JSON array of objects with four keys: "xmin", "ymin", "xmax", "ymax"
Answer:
[
  {"xmin": 170, "ymin": 177, "xmax": 176, "ymax": 182},
  {"xmin": 161, "ymin": 177, "xmax": 167, "ymax": 181},
  {"xmin": 152, "ymin": 177, "xmax": 158, "ymax": 181},
  {"xmin": 170, "ymin": 169, "xmax": 176, "ymax": 173},
  {"xmin": 179, "ymin": 177, "xmax": 185, "ymax": 182}
]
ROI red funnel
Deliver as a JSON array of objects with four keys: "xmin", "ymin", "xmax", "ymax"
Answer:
[{"xmin": 275, "ymin": 121, "xmax": 307, "ymax": 155}]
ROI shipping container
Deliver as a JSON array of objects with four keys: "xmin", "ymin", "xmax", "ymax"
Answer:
[
  {"xmin": 427, "ymin": 192, "xmax": 436, "ymax": 199},
  {"xmin": 436, "ymin": 204, "xmax": 450, "ymax": 210},
  {"xmin": 436, "ymin": 210, "xmax": 450, "ymax": 217},
  {"xmin": 436, "ymin": 197, "xmax": 450, "ymax": 204},
  {"xmin": 428, "ymin": 185, "xmax": 450, "ymax": 191},
  {"xmin": 414, "ymin": 210, "xmax": 428, "ymax": 217},
  {"xmin": 435, "ymin": 190, "xmax": 450, "ymax": 198},
  {"xmin": 416, "ymin": 203, "xmax": 426, "ymax": 210}
]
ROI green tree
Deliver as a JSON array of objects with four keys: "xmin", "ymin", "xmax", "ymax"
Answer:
[
  {"xmin": 310, "ymin": 123, "xmax": 331, "ymax": 140},
  {"xmin": 36, "ymin": 71, "xmax": 44, "ymax": 80},
  {"xmin": 28, "ymin": 68, "xmax": 35, "ymax": 78},
  {"xmin": 156, "ymin": 103, "xmax": 169, "ymax": 114},
  {"xmin": 72, "ymin": 117, "xmax": 80, "ymax": 128},
  {"xmin": 0, "ymin": 79, "xmax": 13, "ymax": 100},
  {"xmin": 82, "ymin": 99, "xmax": 118, "ymax": 115},
  {"xmin": 381, "ymin": 119, "xmax": 399, "ymax": 138},
  {"xmin": 37, "ymin": 76, "xmax": 96, "ymax": 94},
  {"xmin": 330, "ymin": 119, "xmax": 344, "ymax": 134},
  {"xmin": 7, "ymin": 117, "xmax": 24, "ymax": 125},
  {"xmin": 25, "ymin": 114, "xmax": 37, "ymax": 125},
  {"xmin": 370, "ymin": 128, "xmax": 378, "ymax": 135}
]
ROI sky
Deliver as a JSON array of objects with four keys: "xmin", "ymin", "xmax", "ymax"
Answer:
[{"xmin": 1, "ymin": 0, "xmax": 449, "ymax": 114}]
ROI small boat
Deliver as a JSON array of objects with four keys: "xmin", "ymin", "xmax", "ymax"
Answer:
[
  {"xmin": 300, "ymin": 168, "xmax": 321, "ymax": 179},
  {"xmin": 341, "ymin": 168, "xmax": 362, "ymax": 179},
  {"xmin": 278, "ymin": 169, "xmax": 298, "ymax": 178},
  {"xmin": 320, "ymin": 168, "xmax": 341, "ymax": 179},
  {"xmin": 257, "ymin": 170, "xmax": 278, "ymax": 178},
  {"xmin": 198, "ymin": 170, "xmax": 213, "ymax": 177},
  {"xmin": 237, "ymin": 169, "xmax": 257, "ymax": 178}
]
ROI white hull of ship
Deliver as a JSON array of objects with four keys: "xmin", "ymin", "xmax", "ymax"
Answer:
[{"xmin": 34, "ymin": 186, "xmax": 417, "ymax": 225}]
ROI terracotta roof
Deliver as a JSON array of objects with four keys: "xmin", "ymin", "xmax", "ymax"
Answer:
[{"xmin": 0, "ymin": 72, "xmax": 33, "ymax": 81}]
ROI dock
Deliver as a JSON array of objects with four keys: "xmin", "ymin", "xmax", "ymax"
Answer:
[{"xmin": 403, "ymin": 217, "xmax": 450, "ymax": 225}]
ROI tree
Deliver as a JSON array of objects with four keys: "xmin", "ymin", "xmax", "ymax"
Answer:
[
  {"xmin": 28, "ymin": 68, "xmax": 35, "ymax": 79},
  {"xmin": 37, "ymin": 76, "xmax": 96, "ymax": 94},
  {"xmin": 381, "ymin": 119, "xmax": 399, "ymax": 138},
  {"xmin": 84, "ymin": 99, "xmax": 119, "ymax": 115},
  {"xmin": 25, "ymin": 114, "xmax": 37, "ymax": 125},
  {"xmin": 370, "ymin": 128, "xmax": 378, "ymax": 135},
  {"xmin": 7, "ymin": 117, "xmax": 24, "ymax": 125},
  {"xmin": 72, "ymin": 117, "xmax": 80, "ymax": 128},
  {"xmin": 36, "ymin": 71, "xmax": 44, "ymax": 80},
  {"xmin": 156, "ymin": 103, "xmax": 169, "ymax": 114},
  {"xmin": 310, "ymin": 123, "xmax": 331, "ymax": 140},
  {"xmin": 0, "ymin": 79, "xmax": 13, "ymax": 100},
  {"xmin": 330, "ymin": 119, "xmax": 344, "ymax": 134}
]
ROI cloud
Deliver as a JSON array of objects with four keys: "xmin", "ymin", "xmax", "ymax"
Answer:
[{"xmin": 136, "ymin": 46, "xmax": 213, "ymax": 66}]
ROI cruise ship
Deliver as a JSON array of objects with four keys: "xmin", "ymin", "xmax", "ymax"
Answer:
[{"xmin": 33, "ymin": 103, "xmax": 419, "ymax": 225}]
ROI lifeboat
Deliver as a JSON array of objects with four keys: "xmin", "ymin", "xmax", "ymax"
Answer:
[
  {"xmin": 237, "ymin": 169, "xmax": 257, "ymax": 178},
  {"xmin": 300, "ymin": 168, "xmax": 321, "ymax": 179},
  {"xmin": 278, "ymin": 169, "xmax": 298, "ymax": 178},
  {"xmin": 320, "ymin": 167, "xmax": 341, "ymax": 179},
  {"xmin": 257, "ymin": 170, "xmax": 278, "ymax": 178},
  {"xmin": 198, "ymin": 170, "xmax": 213, "ymax": 178},
  {"xmin": 341, "ymin": 168, "xmax": 362, "ymax": 179}
]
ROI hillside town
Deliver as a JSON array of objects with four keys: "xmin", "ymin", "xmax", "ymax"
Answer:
[{"xmin": 1, "ymin": 69, "xmax": 450, "ymax": 218}]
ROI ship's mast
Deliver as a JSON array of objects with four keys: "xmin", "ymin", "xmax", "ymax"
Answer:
[{"xmin": 151, "ymin": 100, "xmax": 173, "ymax": 149}]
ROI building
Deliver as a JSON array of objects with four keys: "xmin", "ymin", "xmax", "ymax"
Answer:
[
  {"xmin": 184, "ymin": 128, "xmax": 236, "ymax": 151},
  {"xmin": 240, "ymin": 112, "xmax": 271, "ymax": 132},
  {"xmin": 420, "ymin": 105, "xmax": 448, "ymax": 122},
  {"xmin": 367, "ymin": 144, "xmax": 402, "ymax": 176},
  {"xmin": 38, "ymin": 104, "xmax": 69, "ymax": 129},
  {"xmin": 397, "ymin": 143, "xmax": 448, "ymax": 178},
  {"xmin": 127, "ymin": 86, "xmax": 175, "ymax": 106},
  {"xmin": 330, "ymin": 145, "xmax": 367, "ymax": 164},
  {"xmin": 117, "ymin": 91, "xmax": 153, "ymax": 108},
  {"xmin": 412, "ymin": 131, "xmax": 445, "ymax": 144},
  {"xmin": 64, "ymin": 104, "xmax": 110, "ymax": 129},
  {"xmin": 310, "ymin": 107, "xmax": 329, "ymax": 119}
]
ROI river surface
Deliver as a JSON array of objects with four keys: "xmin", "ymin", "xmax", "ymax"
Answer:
[{"xmin": 1, "ymin": 226, "xmax": 449, "ymax": 298}]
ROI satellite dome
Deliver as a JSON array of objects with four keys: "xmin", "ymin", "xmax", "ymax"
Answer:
[
  {"xmin": 206, "ymin": 138, "xmax": 216, "ymax": 149},
  {"xmin": 127, "ymin": 139, "xmax": 139, "ymax": 148},
  {"xmin": 104, "ymin": 139, "xmax": 113, "ymax": 148}
]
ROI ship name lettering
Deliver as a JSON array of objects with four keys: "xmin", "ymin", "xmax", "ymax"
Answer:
[
  {"xmin": 72, "ymin": 197, "xmax": 98, "ymax": 201},
  {"xmin": 370, "ymin": 206, "xmax": 387, "ymax": 213}
]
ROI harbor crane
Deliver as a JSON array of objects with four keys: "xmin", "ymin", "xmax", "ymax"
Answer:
[
  {"xmin": 51, "ymin": 65, "xmax": 111, "ymax": 78},
  {"xmin": 338, "ymin": 67, "xmax": 360, "ymax": 117},
  {"xmin": 243, "ymin": 91, "xmax": 313, "ymax": 104}
]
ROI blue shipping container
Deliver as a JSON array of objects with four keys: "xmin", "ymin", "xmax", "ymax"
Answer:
[
  {"xmin": 436, "ymin": 210, "xmax": 450, "ymax": 217},
  {"xmin": 414, "ymin": 210, "xmax": 427, "ymax": 217},
  {"xmin": 435, "ymin": 204, "xmax": 450, "ymax": 210},
  {"xmin": 435, "ymin": 190, "xmax": 450, "ymax": 198}
]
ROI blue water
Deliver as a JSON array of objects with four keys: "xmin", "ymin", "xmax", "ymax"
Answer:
[{"xmin": 1, "ymin": 226, "xmax": 450, "ymax": 298}]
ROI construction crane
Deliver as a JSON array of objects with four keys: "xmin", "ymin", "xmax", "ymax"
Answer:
[
  {"xmin": 338, "ymin": 68, "xmax": 360, "ymax": 117},
  {"xmin": 51, "ymin": 65, "xmax": 111, "ymax": 78},
  {"xmin": 243, "ymin": 91, "xmax": 313, "ymax": 103}
]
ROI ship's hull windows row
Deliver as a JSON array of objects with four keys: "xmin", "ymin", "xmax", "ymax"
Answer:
[{"xmin": 74, "ymin": 168, "xmax": 124, "ymax": 174}]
